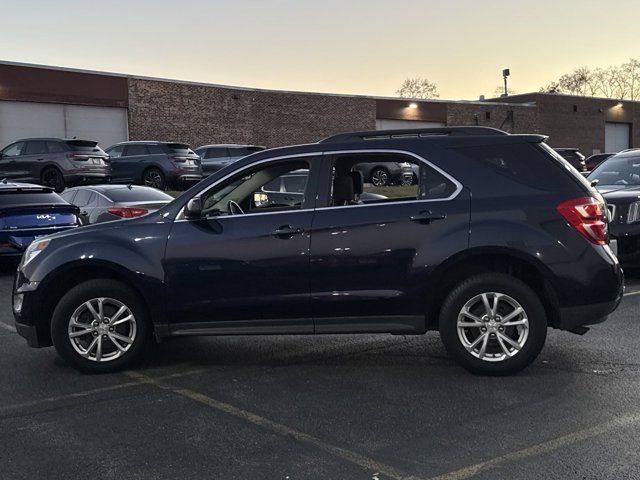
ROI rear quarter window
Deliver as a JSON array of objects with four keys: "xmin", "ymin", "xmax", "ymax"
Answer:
[{"xmin": 454, "ymin": 142, "xmax": 582, "ymax": 191}]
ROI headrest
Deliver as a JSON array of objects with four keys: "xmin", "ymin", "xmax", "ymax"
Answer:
[
  {"xmin": 349, "ymin": 170, "xmax": 364, "ymax": 195},
  {"xmin": 333, "ymin": 175, "xmax": 354, "ymax": 205}
]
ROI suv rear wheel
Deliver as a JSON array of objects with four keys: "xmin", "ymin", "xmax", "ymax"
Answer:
[
  {"xmin": 370, "ymin": 167, "xmax": 390, "ymax": 187},
  {"xmin": 50, "ymin": 279, "xmax": 151, "ymax": 373},
  {"xmin": 142, "ymin": 168, "xmax": 166, "ymax": 190},
  {"xmin": 439, "ymin": 273, "xmax": 547, "ymax": 376},
  {"xmin": 41, "ymin": 167, "xmax": 65, "ymax": 192}
]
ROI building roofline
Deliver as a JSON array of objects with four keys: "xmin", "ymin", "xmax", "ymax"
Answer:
[{"xmin": 0, "ymin": 59, "xmax": 534, "ymax": 107}]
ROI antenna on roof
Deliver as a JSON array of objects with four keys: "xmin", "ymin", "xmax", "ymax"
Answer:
[{"xmin": 1, "ymin": 178, "xmax": 7, "ymax": 184}]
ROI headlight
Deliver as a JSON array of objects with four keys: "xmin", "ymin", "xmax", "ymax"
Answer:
[{"xmin": 22, "ymin": 239, "xmax": 50, "ymax": 268}]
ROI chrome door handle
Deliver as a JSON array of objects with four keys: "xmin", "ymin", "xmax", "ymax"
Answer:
[
  {"xmin": 410, "ymin": 210, "xmax": 447, "ymax": 224},
  {"xmin": 271, "ymin": 225, "xmax": 304, "ymax": 238}
]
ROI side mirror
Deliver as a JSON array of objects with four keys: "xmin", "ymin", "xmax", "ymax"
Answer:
[{"xmin": 185, "ymin": 197, "xmax": 202, "ymax": 219}]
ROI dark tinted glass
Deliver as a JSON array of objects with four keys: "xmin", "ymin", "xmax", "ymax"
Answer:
[
  {"xmin": 589, "ymin": 155, "xmax": 640, "ymax": 186},
  {"xmin": 107, "ymin": 145, "xmax": 125, "ymax": 158},
  {"xmin": 107, "ymin": 188, "xmax": 173, "ymax": 202},
  {"xmin": 147, "ymin": 144, "xmax": 165, "ymax": 155},
  {"xmin": 73, "ymin": 189, "xmax": 93, "ymax": 207},
  {"xmin": 456, "ymin": 143, "xmax": 579, "ymax": 191},
  {"xmin": 47, "ymin": 141, "xmax": 67, "ymax": 153},
  {"xmin": 166, "ymin": 143, "xmax": 190, "ymax": 155},
  {"xmin": 0, "ymin": 191, "xmax": 66, "ymax": 205},
  {"xmin": 25, "ymin": 141, "xmax": 47, "ymax": 155},
  {"xmin": 124, "ymin": 144, "xmax": 149, "ymax": 156},
  {"xmin": 282, "ymin": 175, "xmax": 307, "ymax": 193},
  {"xmin": 205, "ymin": 148, "xmax": 230, "ymax": 159},
  {"xmin": 65, "ymin": 140, "xmax": 106, "ymax": 155}
]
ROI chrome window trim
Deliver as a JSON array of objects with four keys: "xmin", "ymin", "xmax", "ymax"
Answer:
[{"xmin": 174, "ymin": 149, "xmax": 463, "ymax": 221}]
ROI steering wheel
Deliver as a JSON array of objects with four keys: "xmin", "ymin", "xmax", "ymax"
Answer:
[{"xmin": 228, "ymin": 200, "xmax": 244, "ymax": 215}]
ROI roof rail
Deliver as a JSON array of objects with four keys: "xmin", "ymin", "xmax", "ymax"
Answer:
[{"xmin": 319, "ymin": 126, "xmax": 508, "ymax": 144}]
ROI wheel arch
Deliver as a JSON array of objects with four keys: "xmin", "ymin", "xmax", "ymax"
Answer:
[
  {"xmin": 35, "ymin": 259, "xmax": 163, "ymax": 345},
  {"xmin": 426, "ymin": 247, "xmax": 560, "ymax": 330}
]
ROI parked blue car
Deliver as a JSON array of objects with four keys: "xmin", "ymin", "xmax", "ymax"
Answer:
[{"xmin": 0, "ymin": 182, "xmax": 79, "ymax": 259}]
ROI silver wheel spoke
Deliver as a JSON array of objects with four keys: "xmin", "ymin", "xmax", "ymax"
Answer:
[
  {"xmin": 109, "ymin": 332, "xmax": 134, "ymax": 345},
  {"xmin": 501, "ymin": 307, "xmax": 524, "ymax": 324},
  {"xmin": 108, "ymin": 334, "xmax": 127, "ymax": 352},
  {"xmin": 69, "ymin": 328, "xmax": 92, "ymax": 338},
  {"xmin": 95, "ymin": 336, "xmax": 103, "ymax": 362},
  {"xmin": 461, "ymin": 310, "xmax": 483, "ymax": 323},
  {"xmin": 468, "ymin": 332, "xmax": 488, "ymax": 350},
  {"xmin": 503, "ymin": 318, "xmax": 528, "ymax": 327},
  {"xmin": 111, "ymin": 314, "xmax": 133, "ymax": 326},
  {"xmin": 481, "ymin": 294, "xmax": 493, "ymax": 316},
  {"xmin": 85, "ymin": 301, "xmax": 101, "ymax": 321},
  {"xmin": 491, "ymin": 294, "xmax": 500, "ymax": 316},
  {"xmin": 84, "ymin": 337, "xmax": 99, "ymax": 357},
  {"xmin": 496, "ymin": 334, "xmax": 512, "ymax": 357},
  {"xmin": 478, "ymin": 334, "xmax": 489, "ymax": 359},
  {"xmin": 110, "ymin": 305, "xmax": 128, "ymax": 323},
  {"xmin": 497, "ymin": 332, "xmax": 522, "ymax": 350}
]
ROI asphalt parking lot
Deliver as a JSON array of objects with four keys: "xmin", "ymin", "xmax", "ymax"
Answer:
[{"xmin": 1, "ymin": 265, "xmax": 640, "ymax": 480}]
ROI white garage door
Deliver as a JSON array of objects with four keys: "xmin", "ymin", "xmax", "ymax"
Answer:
[
  {"xmin": 605, "ymin": 123, "xmax": 630, "ymax": 152},
  {"xmin": 376, "ymin": 119, "xmax": 446, "ymax": 130},
  {"xmin": 0, "ymin": 101, "xmax": 128, "ymax": 149}
]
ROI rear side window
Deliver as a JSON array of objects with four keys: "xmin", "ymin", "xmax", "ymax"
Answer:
[
  {"xmin": 206, "ymin": 148, "xmax": 230, "ymax": 159},
  {"xmin": 24, "ymin": 141, "xmax": 47, "ymax": 155},
  {"xmin": 107, "ymin": 145, "xmax": 125, "ymax": 158},
  {"xmin": 124, "ymin": 144, "xmax": 149, "ymax": 156},
  {"xmin": 147, "ymin": 144, "xmax": 165, "ymax": 155},
  {"xmin": 60, "ymin": 190, "xmax": 76, "ymax": 203},
  {"xmin": 73, "ymin": 189, "xmax": 93, "ymax": 207},
  {"xmin": 47, "ymin": 141, "xmax": 67, "ymax": 153},
  {"xmin": 455, "ymin": 142, "xmax": 580, "ymax": 191}
]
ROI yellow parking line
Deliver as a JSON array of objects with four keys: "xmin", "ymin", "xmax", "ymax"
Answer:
[
  {"xmin": 427, "ymin": 413, "xmax": 640, "ymax": 480},
  {"xmin": 0, "ymin": 321, "xmax": 16, "ymax": 333},
  {"xmin": 125, "ymin": 371, "xmax": 421, "ymax": 480},
  {"xmin": 624, "ymin": 290, "xmax": 640, "ymax": 297},
  {"xmin": 0, "ymin": 368, "xmax": 206, "ymax": 416}
]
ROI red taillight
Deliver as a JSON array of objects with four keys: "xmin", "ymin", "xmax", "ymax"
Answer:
[
  {"xmin": 107, "ymin": 207, "xmax": 149, "ymax": 218},
  {"xmin": 556, "ymin": 197, "xmax": 608, "ymax": 245}
]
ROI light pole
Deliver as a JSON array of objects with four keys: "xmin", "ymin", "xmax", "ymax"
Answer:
[{"xmin": 502, "ymin": 69, "xmax": 510, "ymax": 97}]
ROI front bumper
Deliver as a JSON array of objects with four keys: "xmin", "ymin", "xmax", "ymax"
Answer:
[{"xmin": 13, "ymin": 270, "xmax": 51, "ymax": 348}]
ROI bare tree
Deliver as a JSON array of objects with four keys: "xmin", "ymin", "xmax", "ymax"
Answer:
[
  {"xmin": 396, "ymin": 77, "xmax": 439, "ymax": 99},
  {"xmin": 541, "ymin": 60, "xmax": 640, "ymax": 99}
]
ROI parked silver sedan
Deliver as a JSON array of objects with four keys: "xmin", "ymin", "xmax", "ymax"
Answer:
[{"xmin": 60, "ymin": 184, "xmax": 173, "ymax": 225}]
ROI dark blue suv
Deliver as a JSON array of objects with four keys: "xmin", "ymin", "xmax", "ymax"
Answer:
[{"xmin": 12, "ymin": 127, "xmax": 623, "ymax": 375}]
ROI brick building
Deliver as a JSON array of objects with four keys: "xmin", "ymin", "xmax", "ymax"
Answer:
[{"xmin": 0, "ymin": 61, "xmax": 637, "ymax": 155}]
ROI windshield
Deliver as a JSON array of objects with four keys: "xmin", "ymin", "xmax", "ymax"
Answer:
[{"xmin": 589, "ymin": 155, "xmax": 640, "ymax": 186}]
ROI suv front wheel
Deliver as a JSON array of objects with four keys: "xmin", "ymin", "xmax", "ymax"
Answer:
[
  {"xmin": 439, "ymin": 273, "xmax": 547, "ymax": 376},
  {"xmin": 50, "ymin": 279, "xmax": 151, "ymax": 373}
]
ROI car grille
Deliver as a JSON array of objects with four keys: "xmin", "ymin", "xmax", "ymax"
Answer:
[{"xmin": 627, "ymin": 201, "xmax": 640, "ymax": 224}]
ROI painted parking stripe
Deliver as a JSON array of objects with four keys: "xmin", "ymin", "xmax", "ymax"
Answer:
[
  {"xmin": 0, "ymin": 368, "xmax": 206, "ymax": 417},
  {"xmin": 125, "ymin": 371, "xmax": 420, "ymax": 480},
  {"xmin": 0, "ymin": 321, "xmax": 16, "ymax": 333},
  {"xmin": 624, "ymin": 290, "xmax": 640, "ymax": 297},
  {"xmin": 427, "ymin": 413, "xmax": 640, "ymax": 480}
]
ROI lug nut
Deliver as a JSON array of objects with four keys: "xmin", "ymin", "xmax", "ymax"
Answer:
[
  {"xmin": 93, "ymin": 331, "xmax": 98, "ymax": 337},
  {"xmin": 92, "ymin": 321, "xmax": 99, "ymax": 327},
  {"xmin": 481, "ymin": 327, "xmax": 487, "ymax": 332},
  {"xmin": 499, "ymin": 326, "xmax": 504, "ymax": 332},
  {"xmin": 103, "ymin": 319, "xmax": 110, "ymax": 324},
  {"xmin": 102, "ymin": 335, "xmax": 107, "ymax": 339},
  {"xmin": 109, "ymin": 327, "xmax": 114, "ymax": 332}
]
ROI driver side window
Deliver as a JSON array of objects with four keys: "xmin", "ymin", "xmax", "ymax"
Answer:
[{"xmin": 199, "ymin": 159, "xmax": 311, "ymax": 217}]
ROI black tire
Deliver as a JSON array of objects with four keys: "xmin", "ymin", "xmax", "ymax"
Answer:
[
  {"xmin": 438, "ymin": 273, "xmax": 547, "ymax": 376},
  {"xmin": 142, "ymin": 168, "xmax": 166, "ymax": 190},
  {"xmin": 370, "ymin": 167, "xmax": 390, "ymax": 187},
  {"xmin": 50, "ymin": 279, "xmax": 152, "ymax": 373},
  {"xmin": 41, "ymin": 167, "xmax": 65, "ymax": 192}
]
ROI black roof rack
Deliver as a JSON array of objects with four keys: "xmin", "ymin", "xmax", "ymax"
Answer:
[{"xmin": 319, "ymin": 126, "xmax": 508, "ymax": 144}]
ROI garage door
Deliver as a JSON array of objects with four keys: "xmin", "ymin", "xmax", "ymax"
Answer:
[
  {"xmin": 376, "ymin": 119, "xmax": 446, "ymax": 130},
  {"xmin": 605, "ymin": 123, "xmax": 630, "ymax": 152},
  {"xmin": 0, "ymin": 101, "xmax": 128, "ymax": 149}
]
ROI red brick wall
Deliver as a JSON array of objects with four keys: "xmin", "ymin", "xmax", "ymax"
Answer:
[{"xmin": 128, "ymin": 78, "xmax": 376, "ymax": 148}]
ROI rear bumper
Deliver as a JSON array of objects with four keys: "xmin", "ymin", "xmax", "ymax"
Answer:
[{"xmin": 65, "ymin": 172, "xmax": 111, "ymax": 185}]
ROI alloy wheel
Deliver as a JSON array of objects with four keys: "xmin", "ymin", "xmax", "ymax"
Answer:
[
  {"xmin": 371, "ymin": 169, "xmax": 389, "ymax": 187},
  {"xmin": 42, "ymin": 169, "xmax": 64, "ymax": 191},
  {"xmin": 144, "ymin": 170, "xmax": 163, "ymax": 189},
  {"xmin": 67, "ymin": 297, "xmax": 137, "ymax": 362},
  {"xmin": 456, "ymin": 292, "xmax": 529, "ymax": 362}
]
